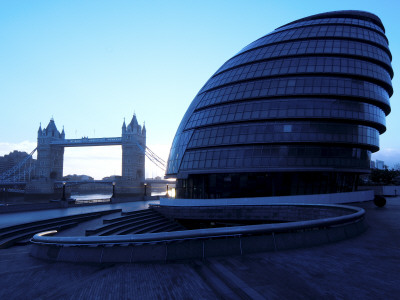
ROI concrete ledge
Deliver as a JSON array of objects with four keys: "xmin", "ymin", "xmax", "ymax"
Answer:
[
  {"xmin": 159, "ymin": 190, "xmax": 374, "ymax": 206},
  {"xmin": 358, "ymin": 186, "xmax": 400, "ymax": 196},
  {"xmin": 30, "ymin": 204, "xmax": 366, "ymax": 263}
]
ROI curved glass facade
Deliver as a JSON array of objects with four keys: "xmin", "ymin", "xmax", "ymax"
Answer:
[{"xmin": 166, "ymin": 10, "xmax": 394, "ymax": 198}]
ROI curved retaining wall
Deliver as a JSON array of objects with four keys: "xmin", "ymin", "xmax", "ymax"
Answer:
[
  {"xmin": 159, "ymin": 190, "xmax": 374, "ymax": 207},
  {"xmin": 152, "ymin": 204, "xmax": 356, "ymax": 222},
  {"xmin": 30, "ymin": 204, "xmax": 366, "ymax": 263}
]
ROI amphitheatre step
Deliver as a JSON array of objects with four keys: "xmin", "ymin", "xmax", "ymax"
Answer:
[
  {"xmin": 117, "ymin": 219, "xmax": 172, "ymax": 235},
  {"xmin": 151, "ymin": 223, "xmax": 186, "ymax": 233},
  {"xmin": 86, "ymin": 214, "xmax": 164, "ymax": 236},
  {"xmin": 100, "ymin": 216, "xmax": 167, "ymax": 235},
  {"xmin": 0, "ymin": 222, "xmax": 78, "ymax": 249},
  {"xmin": 103, "ymin": 209, "xmax": 154, "ymax": 223},
  {"xmin": 87, "ymin": 208, "xmax": 185, "ymax": 236},
  {"xmin": 0, "ymin": 209, "xmax": 121, "ymax": 249},
  {"xmin": 120, "ymin": 209, "xmax": 154, "ymax": 217}
]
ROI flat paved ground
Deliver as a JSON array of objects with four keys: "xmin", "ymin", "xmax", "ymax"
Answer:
[{"xmin": 0, "ymin": 198, "xmax": 399, "ymax": 299}]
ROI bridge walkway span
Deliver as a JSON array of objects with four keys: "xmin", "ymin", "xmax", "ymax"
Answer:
[{"xmin": 50, "ymin": 137, "xmax": 122, "ymax": 147}]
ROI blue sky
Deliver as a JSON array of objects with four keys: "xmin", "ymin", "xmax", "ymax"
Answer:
[{"xmin": 0, "ymin": 0, "xmax": 399, "ymax": 179}]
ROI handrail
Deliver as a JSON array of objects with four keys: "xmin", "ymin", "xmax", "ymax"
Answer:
[{"xmin": 31, "ymin": 204, "xmax": 365, "ymax": 246}]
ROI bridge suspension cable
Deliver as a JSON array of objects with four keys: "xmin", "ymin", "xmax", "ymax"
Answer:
[
  {"xmin": 0, "ymin": 148, "xmax": 37, "ymax": 183},
  {"xmin": 133, "ymin": 141, "xmax": 166, "ymax": 171},
  {"xmin": 145, "ymin": 146, "xmax": 167, "ymax": 171}
]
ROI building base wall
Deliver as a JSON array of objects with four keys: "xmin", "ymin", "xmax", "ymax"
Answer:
[{"xmin": 160, "ymin": 190, "xmax": 374, "ymax": 207}]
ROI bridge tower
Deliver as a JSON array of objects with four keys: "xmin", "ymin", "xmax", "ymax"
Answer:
[
  {"xmin": 120, "ymin": 113, "xmax": 146, "ymax": 194},
  {"xmin": 36, "ymin": 118, "xmax": 65, "ymax": 181}
]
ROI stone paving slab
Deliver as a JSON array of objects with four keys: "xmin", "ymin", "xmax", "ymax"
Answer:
[
  {"xmin": 55, "ymin": 211, "xmax": 123, "ymax": 237},
  {"xmin": 0, "ymin": 198, "xmax": 399, "ymax": 299}
]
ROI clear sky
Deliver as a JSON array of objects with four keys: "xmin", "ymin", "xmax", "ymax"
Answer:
[{"xmin": 0, "ymin": 0, "xmax": 399, "ymax": 179}]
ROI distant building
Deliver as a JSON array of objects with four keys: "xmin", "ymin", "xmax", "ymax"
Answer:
[
  {"xmin": 166, "ymin": 10, "xmax": 394, "ymax": 199},
  {"xmin": 370, "ymin": 161, "xmax": 376, "ymax": 169},
  {"xmin": 375, "ymin": 160, "xmax": 385, "ymax": 170},
  {"xmin": 0, "ymin": 150, "xmax": 36, "ymax": 181},
  {"xmin": 370, "ymin": 160, "xmax": 386, "ymax": 170}
]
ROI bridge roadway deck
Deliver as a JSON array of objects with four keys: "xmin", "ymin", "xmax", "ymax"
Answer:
[{"xmin": 0, "ymin": 198, "xmax": 399, "ymax": 299}]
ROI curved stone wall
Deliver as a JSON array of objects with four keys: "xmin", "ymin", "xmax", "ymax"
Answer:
[{"xmin": 30, "ymin": 204, "xmax": 366, "ymax": 263}]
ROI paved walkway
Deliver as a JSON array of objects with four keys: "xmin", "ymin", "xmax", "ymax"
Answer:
[
  {"xmin": 0, "ymin": 200, "xmax": 159, "ymax": 228},
  {"xmin": 0, "ymin": 198, "xmax": 399, "ymax": 299}
]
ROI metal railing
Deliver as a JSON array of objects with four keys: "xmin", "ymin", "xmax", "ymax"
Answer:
[{"xmin": 31, "ymin": 204, "xmax": 365, "ymax": 247}]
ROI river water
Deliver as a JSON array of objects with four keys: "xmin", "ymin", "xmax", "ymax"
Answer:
[
  {"xmin": 72, "ymin": 193, "xmax": 112, "ymax": 202},
  {"xmin": 72, "ymin": 192, "xmax": 166, "ymax": 201}
]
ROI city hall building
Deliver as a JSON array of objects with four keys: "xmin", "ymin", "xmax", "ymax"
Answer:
[{"xmin": 166, "ymin": 10, "xmax": 393, "ymax": 199}]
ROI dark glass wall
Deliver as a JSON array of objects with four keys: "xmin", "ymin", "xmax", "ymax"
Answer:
[
  {"xmin": 176, "ymin": 172, "xmax": 359, "ymax": 199},
  {"xmin": 166, "ymin": 10, "xmax": 393, "ymax": 198}
]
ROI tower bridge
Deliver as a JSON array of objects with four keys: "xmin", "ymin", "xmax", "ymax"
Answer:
[
  {"xmin": 0, "ymin": 113, "xmax": 166, "ymax": 199},
  {"xmin": 34, "ymin": 114, "xmax": 146, "ymax": 184}
]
